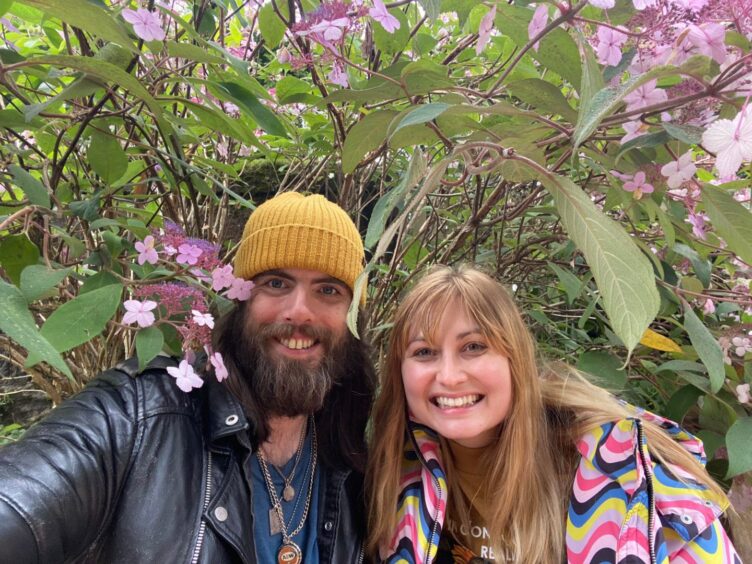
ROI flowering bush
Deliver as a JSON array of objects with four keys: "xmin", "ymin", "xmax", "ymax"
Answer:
[{"xmin": 0, "ymin": 0, "xmax": 751, "ymax": 513}]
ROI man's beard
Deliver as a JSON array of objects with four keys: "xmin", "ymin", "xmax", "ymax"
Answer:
[{"xmin": 239, "ymin": 321, "xmax": 345, "ymax": 417}]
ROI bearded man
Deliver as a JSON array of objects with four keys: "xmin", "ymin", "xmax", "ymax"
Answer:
[{"xmin": 0, "ymin": 192, "xmax": 376, "ymax": 564}]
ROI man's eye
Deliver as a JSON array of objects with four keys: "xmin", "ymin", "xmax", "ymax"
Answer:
[
  {"xmin": 320, "ymin": 285, "xmax": 340, "ymax": 296},
  {"xmin": 267, "ymin": 278, "xmax": 286, "ymax": 289}
]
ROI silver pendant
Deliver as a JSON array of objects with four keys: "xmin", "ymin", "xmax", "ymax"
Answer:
[
  {"xmin": 269, "ymin": 508, "xmax": 283, "ymax": 535},
  {"xmin": 283, "ymin": 484, "xmax": 295, "ymax": 502}
]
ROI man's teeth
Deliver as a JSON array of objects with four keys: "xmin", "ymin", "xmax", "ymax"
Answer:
[
  {"xmin": 280, "ymin": 338, "xmax": 315, "ymax": 350},
  {"xmin": 434, "ymin": 395, "xmax": 481, "ymax": 409}
]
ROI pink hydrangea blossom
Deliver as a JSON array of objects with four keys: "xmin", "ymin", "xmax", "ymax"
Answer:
[
  {"xmin": 167, "ymin": 359, "xmax": 204, "ymax": 392},
  {"xmin": 176, "ymin": 243, "xmax": 203, "ymax": 266},
  {"xmin": 309, "ymin": 17, "xmax": 350, "ymax": 41},
  {"xmin": 277, "ymin": 47, "xmax": 291, "ymax": 64},
  {"xmin": 737, "ymin": 383, "xmax": 751, "ymax": 403},
  {"xmin": 476, "ymin": 5, "xmax": 497, "ymax": 55},
  {"xmin": 369, "ymin": 0, "xmax": 400, "ymax": 33},
  {"xmin": 620, "ymin": 120, "xmax": 649, "ymax": 144},
  {"xmin": 632, "ymin": 0, "xmax": 657, "ymax": 9},
  {"xmin": 328, "ymin": 64, "xmax": 349, "ymax": 87},
  {"xmin": 686, "ymin": 23, "xmax": 728, "ymax": 64},
  {"xmin": 528, "ymin": 4, "xmax": 548, "ymax": 52},
  {"xmin": 702, "ymin": 298, "xmax": 715, "ymax": 314},
  {"xmin": 135, "ymin": 235, "xmax": 159, "ymax": 265},
  {"xmin": 732, "ymin": 336, "xmax": 752, "ymax": 357},
  {"xmin": 660, "ymin": 151, "xmax": 696, "ymax": 188},
  {"xmin": 623, "ymin": 170, "xmax": 654, "ymax": 197},
  {"xmin": 226, "ymin": 278, "xmax": 254, "ymax": 301},
  {"xmin": 702, "ymin": 110, "xmax": 752, "ymax": 178},
  {"xmin": 686, "ymin": 211, "xmax": 708, "ymax": 239},
  {"xmin": 588, "ymin": 0, "xmax": 615, "ymax": 8},
  {"xmin": 122, "ymin": 8, "xmax": 166, "ymax": 42},
  {"xmin": 210, "ymin": 352, "xmax": 229, "ymax": 382},
  {"xmin": 192, "ymin": 310, "xmax": 215, "ymax": 329},
  {"xmin": 623, "ymin": 80, "xmax": 668, "ymax": 113},
  {"xmin": 211, "ymin": 265, "xmax": 235, "ymax": 291},
  {"xmin": 123, "ymin": 299, "xmax": 158, "ymax": 328},
  {"xmin": 596, "ymin": 26, "xmax": 628, "ymax": 67}
]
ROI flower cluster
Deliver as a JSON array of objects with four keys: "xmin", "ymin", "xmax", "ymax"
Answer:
[{"xmin": 121, "ymin": 221, "xmax": 253, "ymax": 391}]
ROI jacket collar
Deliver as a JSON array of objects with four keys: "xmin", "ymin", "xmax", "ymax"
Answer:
[{"xmin": 202, "ymin": 374, "xmax": 250, "ymax": 442}]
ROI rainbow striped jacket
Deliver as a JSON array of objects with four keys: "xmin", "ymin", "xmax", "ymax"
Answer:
[{"xmin": 381, "ymin": 410, "xmax": 740, "ymax": 563}]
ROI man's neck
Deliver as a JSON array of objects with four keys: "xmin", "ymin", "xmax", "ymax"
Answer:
[{"xmin": 260, "ymin": 414, "xmax": 308, "ymax": 466}]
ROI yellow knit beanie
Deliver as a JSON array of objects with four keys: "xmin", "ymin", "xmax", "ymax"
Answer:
[{"xmin": 234, "ymin": 192, "xmax": 365, "ymax": 302}]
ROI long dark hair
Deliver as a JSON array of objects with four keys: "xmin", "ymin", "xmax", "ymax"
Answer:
[{"xmin": 213, "ymin": 300, "xmax": 375, "ymax": 473}]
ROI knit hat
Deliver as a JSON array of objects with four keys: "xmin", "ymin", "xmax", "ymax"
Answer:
[{"xmin": 234, "ymin": 192, "xmax": 365, "ymax": 302}]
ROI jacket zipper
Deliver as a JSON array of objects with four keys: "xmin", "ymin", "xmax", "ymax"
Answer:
[
  {"xmin": 190, "ymin": 450, "xmax": 213, "ymax": 564},
  {"xmin": 636, "ymin": 421, "xmax": 656, "ymax": 564},
  {"xmin": 356, "ymin": 541, "xmax": 365, "ymax": 564}
]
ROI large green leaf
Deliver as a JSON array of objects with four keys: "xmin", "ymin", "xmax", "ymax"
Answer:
[
  {"xmin": 388, "ymin": 103, "xmax": 452, "ymax": 138},
  {"xmin": 258, "ymin": 2, "xmax": 287, "ymax": 49},
  {"xmin": 0, "ymin": 234, "xmax": 40, "ymax": 285},
  {"xmin": 0, "ymin": 280, "xmax": 72, "ymax": 378},
  {"xmin": 342, "ymin": 110, "xmax": 398, "ymax": 173},
  {"xmin": 540, "ymin": 174, "xmax": 659, "ymax": 353},
  {"xmin": 682, "ymin": 303, "xmax": 725, "ymax": 393},
  {"xmin": 166, "ymin": 40, "xmax": 224, "ymax": 64},
  {"xmin": 136, "ymin": 326, "xmax": 165, "ymax": 371},
  {"xmin": 702, "ymin": 184, "xmax": 752, "ymax": 266},
  {"xmin": 507, "ymin": 79, "xmax": 577, "ymax": 123},
  {"xmin": 27, "ymin": 283, "xmax": 123, "ymax": 364},
  {"xmin": 577, "ymin": 350, "xmax": 627, "ymax": 391},
  {"xmin": 88, "ymin": 130, "xmax": 129, "ymax": 184},
  {"xmin": 726, "ymin": 417, "xmax": 752, "ymax": 478},
  {"xmin": 21, "ymin": 0, "xmax": 134, "ymax": 50},
  {"xmin": 20, "ymin": 265, "xmax": 72, "ymax": 302},
  {"xmin": 9, "ymin": 165, "xmax": 50, "ymax": 208},
  {"xmin": 213, "ymin": 81, "xmax": 288, "ymax": 137}
]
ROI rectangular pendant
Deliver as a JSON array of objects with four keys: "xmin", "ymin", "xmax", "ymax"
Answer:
[{"xmin": 269, "ymin": 507, "xmax": 283, "ymax": 535}]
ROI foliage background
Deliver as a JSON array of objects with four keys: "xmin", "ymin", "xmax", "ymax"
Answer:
[{"xmin": 1, "ymin": 0, "xmax": 751, "ymax": 536}]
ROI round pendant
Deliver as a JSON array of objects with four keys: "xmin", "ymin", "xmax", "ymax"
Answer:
[
  {"xmin": 283, "ymin": 484, "xmax": 295, "ymax": 502},
  {"xmin": 278, "ymin": 541, "xmax": 302, "ymax": 564}
]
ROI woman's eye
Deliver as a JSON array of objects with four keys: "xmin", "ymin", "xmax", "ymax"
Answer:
[
  {"xmin": 464, "ymin": 342, "xmax": 487, "ymax": 353},
  {"xmin": 412, "ymin": 347, "xmax": 434, "ymax": 358}
]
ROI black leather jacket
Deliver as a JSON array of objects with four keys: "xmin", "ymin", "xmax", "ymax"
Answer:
[{"xmin": 0, "ymin": 357, "xmax": 367, "ymax": 563}]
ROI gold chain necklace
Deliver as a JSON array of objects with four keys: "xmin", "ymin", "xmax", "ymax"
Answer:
[{"xmin": 257, "ymin": 417, "xmax": 317, "ymax": 564}]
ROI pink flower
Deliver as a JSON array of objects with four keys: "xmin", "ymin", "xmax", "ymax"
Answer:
[
  {"xmin": 623, "ymin": 171, "xmax": 654, "ymax": 198},
  {"xmin": 176, "ymin": 243, "xmax": 203, "ymax": 265},
  {"xmin": 527, "ymin": 4, "xmax": 548, "ymax": 52},
  {"xmin": 737, "ymin": 383, "xmax": 751, "ymax": 404},
  {"xmin": 192, "ymin": 310, "xmax": 215, "ymax": 329},
  {"xmin": 686, "ymin": 211, "xmax": 708, "ymax": 239},
  {"xmin": 620, "ymin": 120, "xmax": 648, "ymax": 144},
  {"xmin": 476, "ymin": 5, "xmax": 497, "ymax": 55},
  {"xmin": 122, "ymin": 8, "xmax": 166, "ymax": 42},
  {"xmin": 123, "ymin": 299, "xmax": 158, "ymax": 328},
  {"xmin": 702, "ymin": 298, "xmax": 715, "ymax": 314},
  {"xmin": 226, "ymin": 277, "xmax": 254, "ymax": 301},
  {"xmin": 686, "ymin": 23, "xmax": 727, "ymax": 65},
  {"xmin": 732, "ymin": 336, "xmax": 752, "ymax": 357},
  {"xmin": 702, "ymin": 110, "xmax": 752, "ymax": 178},
  {"xmin": 210, "ymin": 352, "xmax": 229, "ymax": 382},
  {"xmin": 211, "ymin": 264, "xmax": 235, "ymax": 291},
  {"xmin": 623, "ymin": 80, "xmax": 668, "ymax": 113},
  {"xmin": 163, "ymin": 244, "xmax": 177, "ymax": 256},
  {"xmin": 588, "ymin": 0, "xmax": 615, "ymax": 8},
  {"xmin": 309, "ymin": 17, "xmax": 350, "ymax": 42},
  {"xmin": 277, "ymin": 47, "xmax": 291, "ymax": 64},
  {"xmin": 632, "ymin": 0, "xmax": 656, "ymax": 9},
  {"xmin": 369, "ymin": 0, "xmax": 400, "ymax": 33},
  {"xmin": 328, "ymin": 64, "xmax": 349, "ymax": 87},
  {"xmin": 596, "ymin": 26, "xmax": 627, "ymax": 67},
  {"xmin": 660, "ymin": 151, "xmax": 696, "ymax": 188},
  {"xmin": 135, "ymin": 235, "xmax": 159, "ymax": 265},
  {"xmin": 167, "ymin": 359, "xmax": 204, "ymax": 392}
]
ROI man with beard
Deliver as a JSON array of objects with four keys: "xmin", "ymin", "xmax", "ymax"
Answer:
[{"xmin": 0, "ymin": 192, "xmax": 376, "ymax": 564}]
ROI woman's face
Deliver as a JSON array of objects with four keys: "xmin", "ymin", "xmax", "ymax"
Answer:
[{"xmin": 401, "ymin": 301, "xmax": 513, "ymax": 448}]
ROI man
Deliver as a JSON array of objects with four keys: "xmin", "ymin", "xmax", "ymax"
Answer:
[{"xmin": 0, "ymin": 192, "xmax": 376, "ymax": 563}]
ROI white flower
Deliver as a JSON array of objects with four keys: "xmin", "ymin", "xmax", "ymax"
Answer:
[
  {"xmin": 167, "ymin": 360, "xmax": 204, "ymax": 392},
  {"xmin": 702, "ymin": 110, "xmax": 752, "ymax": 178},
  {"xmin": 191, "ymin": 310, "xmax": 215, "ymax": 329},
  {"xmin": 660, "ymin": 151, "xmax": 697, "ymax": 188},
  {"xmin": 122, "ymin": 300, "xmax": 158, "ymax": 328}
]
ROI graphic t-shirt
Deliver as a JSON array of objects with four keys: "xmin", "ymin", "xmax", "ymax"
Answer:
[{"xmin": 434, "ymin": 441, "xmax": 514, "ymax": 563}]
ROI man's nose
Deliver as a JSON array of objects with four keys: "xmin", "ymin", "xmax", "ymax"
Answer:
[
  {"xmin": 282, "ymin": 287, "xmax": 314, "ymax": 325},
  {"xmin": 436, "ymin": 354, "xmax": 468, "ymax": 387}
]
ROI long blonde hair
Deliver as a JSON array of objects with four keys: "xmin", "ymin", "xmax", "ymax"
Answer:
[{"xmin": 366, "ymin": 265, "xmax": 726, "ymax": 563}]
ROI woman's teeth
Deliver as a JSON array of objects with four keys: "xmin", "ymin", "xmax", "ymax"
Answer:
[{"xmin": 434, "ymin": 395, "xmax": 481, "ymax": 409}]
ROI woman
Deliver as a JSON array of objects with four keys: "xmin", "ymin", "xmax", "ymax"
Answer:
[{"xmin": 367, "ymin": 265, "xmax": 739, "ymax": 564}]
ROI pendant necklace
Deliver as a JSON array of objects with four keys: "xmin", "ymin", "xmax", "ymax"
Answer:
[
  {"xmin": 257, "ymin": 416, "xmax": 317, "ymax": 564},
  {"xmin": 269, "ymin": 419, "xmax": 307, "ymax": 502}
]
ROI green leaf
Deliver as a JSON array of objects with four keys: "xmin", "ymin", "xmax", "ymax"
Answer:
[
  {"xmin": 726, "ymin": 417, "xmax": 752, "ymax": 478},
  {"xmin": 665, "ymin": 384, "xmax": 704, "ymax": 423},
  {"xmin": 389, "ymin": 103, "xmax": 452, "ymax": 138},
  {"xmin": 577, "ymin": 30, "xmax": 604, "ymax": 105},
  {"xmin": 365, "ymin": 148, "xmax": 427, "ymax": 249},
  {"xmin": 20, "ymin": 265, "xmax": 72, "ymax": 302},
  {"xmin": 8, "ymin": 165, "xmax": 50, "ymax": 208},
  {"xmin": 682, "ymin": 303, "xmax": 725, "ymax": 393},
  {"xmin": 418, "ymin": 0, "xmax": 440, "ymax": 20},
  {"xmin": 136, "ymin": 326, "xmax": 165, "ymax": 371},
  {"xmin": 160, "ymin": 96, "xmax": 256, "ymax": 145},
  {"xmin": 702, "ymin": 184, "xmax": 752, "ymax": 266},
  {"xmin": 258, "ymin": 2, "xmax": 287, "ymax": 49},
  {"xmin": 577, "ymin": 351, "xmax": 627, "ymax": 391},
  {"xmin": 166, "ymin": 40, "xmax": 224, "ymax": 64},
  {"xmin": 276, "ymin": 76, "xmax": 319, "ymax": 105},
  {"xmin": 0, "ymin": 109, "xmax": 44, "ymax": 130},
  {"xmin": 0, "ymin": 235, "xmax": 40, "ymax": 285},
  {"xmin": 342, "ymin": 110, "xmax": 398, "ymax": 173},
  {"xmin": 673, "ymin": 243, "xmax": 711, "ymax": 288},
  {"xmin": 540, "ymin": 174, "xmax": 660, "ymax": 353},
  {"xmin": 372, "ymin": 9, "xmax": 409, "ymax": 54},
  {"xmin": 547, "ymin": 262, "xmax": 583, "ymax": 305},
  {"xmin": 21, "ymin": 0, "xmax": 134, "ymax": 51},
  {"xmin": 213, "ymin": 81, "xmax": 287, "ymax": 137},
  {"xmin": 88, "ymin": 130, "xmax": 129, "ymax": 184},
  {"xmin": 26, "ymin": 284, "xmax": 123, "ymax": 364},
  {"xmin": 0, "ymin": 0, "xmax": 14, "ymax": 17},
  {"xmin": 507, "ymin": 79, "xmax": 577, "ymax": 123},
  {"xmin": 23, "ymin": 77, "xmax": 102, "ymax": 121},
  {"xmin": 0, "ymin": 280, "xmax": 72, "ymax": 379},
  {"xmin": 662, "ymin": 122, "xmax": 703, "ymax": 144},
  {"xmin": 69, "ymin": 194, "xmax": 101, "ymax": 222}
]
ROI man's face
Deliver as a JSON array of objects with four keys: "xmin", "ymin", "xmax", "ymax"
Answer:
[{"xmin": 241, "ymin": 268, "xmax": 352, "ymax": 416}]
